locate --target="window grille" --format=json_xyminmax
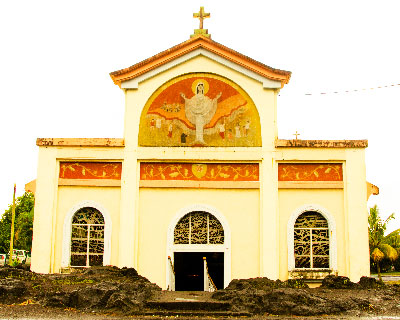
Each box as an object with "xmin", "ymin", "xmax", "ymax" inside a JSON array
[
  {"xmin": 70, "ymin": 207, "xmax": 105, "ymax": 267},
  {"xmin": 294, "ymin": 211, "xmax": 329, "ymax": 269},
  {"xmin": 174, "ymin": 212, "xmax": 224, "ymax": 244}
]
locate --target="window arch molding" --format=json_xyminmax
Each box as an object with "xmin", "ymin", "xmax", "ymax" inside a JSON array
[
  {"xmin": 287, "ymin": 204, "xmax": 337, "ymax": 272},
  {"xmin": 166, "ymin": 203, "xmax": 231, "ymax": 289},
  {"xmin": 61, "ymin": 200, "xmax": 112, "ymax": 268}
]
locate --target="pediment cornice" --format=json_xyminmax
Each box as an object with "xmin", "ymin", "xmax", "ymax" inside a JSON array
[{"xmin": 110, "ymin": 36, "xmax": 291, "ymax": 89}]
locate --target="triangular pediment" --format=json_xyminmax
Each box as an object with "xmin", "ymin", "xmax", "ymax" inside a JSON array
[{"xmin": 110, "ymin": 36, "xmax": 291, "ymax": 89}]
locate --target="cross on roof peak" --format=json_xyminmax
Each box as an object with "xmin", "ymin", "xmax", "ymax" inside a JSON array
[
  {"xmin": 194, "ymin": 7, "xmax": 210, "ymax": 29},
  {"xmin": 191, "ymin": 7, "xmax": 211, "ymax": 39}
]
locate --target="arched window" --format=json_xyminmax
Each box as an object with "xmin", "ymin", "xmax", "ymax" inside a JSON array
[
  {"xmin": 174, "ymin": 211, "xmax": 224, "ymax": 245},
  {"xmin": 70, "ymin": 207, "xmax": 105, "ymax": 267},
  {"xmin": 294, "ymin": 211, "xmax": 329, "ymax": 269}
]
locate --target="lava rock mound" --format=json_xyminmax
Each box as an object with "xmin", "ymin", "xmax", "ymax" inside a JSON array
[
  {"xmin": 212, "ymin": 276, "xmax": 398, "ymax": 316},
  {"xmin": 0, "ymin": 265, "xmax": 161, "ymax": 314}
]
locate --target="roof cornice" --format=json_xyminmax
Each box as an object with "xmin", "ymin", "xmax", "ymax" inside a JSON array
[
  {"xmin": 36, "ymin": 138, "xmax": 124, "ymax": 147},
  {"xmin": 275, "ymin": 139, "xmax": 368, "ymax": 148},
  {"xmin": 110, "ymin": 36, "xmax": 291, "ymax": 88}
]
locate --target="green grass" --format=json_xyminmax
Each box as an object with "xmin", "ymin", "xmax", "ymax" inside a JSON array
[{"xmin": 371, "ymin": 271, "xmax": 400, "ymax": 276}]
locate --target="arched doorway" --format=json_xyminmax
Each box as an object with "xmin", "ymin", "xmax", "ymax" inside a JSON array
[{"xmin": 167, "ymin": 204, "xmax": 231, "ymax": 291}]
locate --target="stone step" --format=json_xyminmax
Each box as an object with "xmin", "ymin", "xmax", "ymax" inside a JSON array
[
  {"xmin": 145, "ymin": 300, "xmax": 231, "ymax": 311},
  {"xmin": 140, "ymin": 310, "xmax": 251, "ymax": 317}
]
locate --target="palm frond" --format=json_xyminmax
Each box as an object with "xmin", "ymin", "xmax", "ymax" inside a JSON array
[
  {"xmin": 371, "ymin": 247, "xmax": 385, "ymax": 262},
  {"xmin": 385, "ymin": 228, "xmax": 400, "ymax": 239},
  {"xmin": 379, "ymin": 244, "xmax": 398, "ymax": 261}
]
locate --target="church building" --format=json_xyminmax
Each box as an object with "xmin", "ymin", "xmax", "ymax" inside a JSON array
[{"xmin": 31, "ymin": 8, "xmax": 377, "ymax": 290}]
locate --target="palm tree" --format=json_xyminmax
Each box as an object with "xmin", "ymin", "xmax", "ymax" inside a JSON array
[
  {"xmin": 368, "ymin": 205, "xmax": 399, "ymax": 281},
  {"xmin": 384, "ymin": 229, "xmax": 400, "ymax": 249}
]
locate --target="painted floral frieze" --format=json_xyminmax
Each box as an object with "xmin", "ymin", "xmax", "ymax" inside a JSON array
[
  {"xmin": 278, "ymin": 164, "xmax": 343, "ymax": 181},
  {"xmin": 140, "ymin": 163, "xmax": 259, "ymax": 181},
  {"xmin": 59, "ymin": 162, "xmax": 122, "ymax": 180}
]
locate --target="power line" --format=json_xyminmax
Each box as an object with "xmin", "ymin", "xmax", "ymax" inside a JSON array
[{"xmin": 303, "ymin": 83, "xmax": 400, "ymax": 96}]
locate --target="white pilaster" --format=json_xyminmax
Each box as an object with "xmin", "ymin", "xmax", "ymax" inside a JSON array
[
  {"xmin": 260, "ymin": 153, "xmax": 279, "ymax": 279},
  {"xmin": 31, "ymin": 147, "xmax": 58, "ymax": 273},
  {"xmin": 344, "ymin": 149, "xmax": 369, "ymax": 281}
]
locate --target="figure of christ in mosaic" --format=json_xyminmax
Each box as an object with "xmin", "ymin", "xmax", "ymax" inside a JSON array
[
  {"xmin": 139, "ymin": 74, "xmax": 262, "ymax": 147},
  {"xmin": 181, "ymin": 81, "xmax": 221, "ymax": 144}
]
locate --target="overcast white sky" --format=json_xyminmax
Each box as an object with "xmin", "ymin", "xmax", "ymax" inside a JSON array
[{"xmin": 1, "ymin": 0, "xmax": 399, "ymax": 233}]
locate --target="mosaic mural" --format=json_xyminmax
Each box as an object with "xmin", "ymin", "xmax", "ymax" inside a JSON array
[
  {"xmin": 139, "ymin": 73, "xmax": 261, "ymax": 147},
  {"xmin": 140, "ymin": 163, "xmax": 259, "ymax": 181},
  {"xmin": 59, "ymin": 162, "xmax": 122, "ymax": 180},
  {"xmin": 278, "ymin": 164, "xmax": 343, "ymax": 181}
]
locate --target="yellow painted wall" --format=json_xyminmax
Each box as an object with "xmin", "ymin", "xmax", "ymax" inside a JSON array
[
  {"xmin": 276, "ymin": 147, "xmax": 369, "ymax": 282},
  {"xmin": 138, "ymin": 188, "xmax": 260, "ymax": 289},
  {"xmin": 31, "ymin": 147, "xmax": 124, "ymax": 273},
  {"xmin": 31, "ymin": 46, "xmax": 370, "ymax": 286}
]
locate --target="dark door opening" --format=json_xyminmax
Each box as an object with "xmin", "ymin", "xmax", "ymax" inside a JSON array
[{"xmin": 174, "ymin": 252, "xmax": 224, "ymax": 291}]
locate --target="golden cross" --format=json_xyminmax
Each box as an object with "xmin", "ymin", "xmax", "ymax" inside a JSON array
[
  {"xmin": 293, "ymin": 131, "xmax": 300, "ymax": 140},
  {"xmin": 193, "ymin": 7, "xmax": 210, "ymax": 30}
]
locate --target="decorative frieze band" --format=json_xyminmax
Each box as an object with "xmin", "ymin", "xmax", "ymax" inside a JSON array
[
  {"xmin": 140, "ymin": 163, "xmax": 259, "ymax": 182},
  {"xmin": 278, "ymin": 163, "xmax": 343, "ymax": 182},
  {"xmin": 59, "ymin": 162, "xmax": 122, "ymax": 180}
]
